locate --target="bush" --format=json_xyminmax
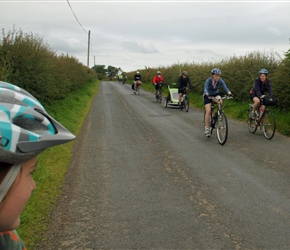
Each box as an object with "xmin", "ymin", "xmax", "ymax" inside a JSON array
[{"xmin": 0, "ymin": 27, "xmax": 97, "ymax": 105}]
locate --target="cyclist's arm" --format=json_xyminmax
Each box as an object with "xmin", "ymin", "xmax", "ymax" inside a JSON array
[{"xmin": 204, "ymin": 78, "xmax": 210, "ymax": 96}]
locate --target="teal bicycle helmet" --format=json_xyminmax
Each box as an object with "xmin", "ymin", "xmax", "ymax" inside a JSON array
[{"xmin": 0, "ymin": 81, "xmax": 76, "ymax": 165}]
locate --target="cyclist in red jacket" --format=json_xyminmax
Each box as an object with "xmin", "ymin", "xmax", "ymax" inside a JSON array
[{"xmin": 153, "ymin": 71, "xmax": 164, "ymax": 97}]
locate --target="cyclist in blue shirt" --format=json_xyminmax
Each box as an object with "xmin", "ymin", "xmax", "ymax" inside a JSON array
[{"xmin": 203, "ymin": 68, "xmax": 232, "ymax": 137}]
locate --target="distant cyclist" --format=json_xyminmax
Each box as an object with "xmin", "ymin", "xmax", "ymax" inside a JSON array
[
  {"xmin": 133, "ymin": 71, "xmax": 142, "ymax": 93},
  {"xmin": 177, "ymin": 71, "xmax": 193, "ymax": 105},
  {"xmin": 249, "ymin": 69, "xmax": 273, "ymax": 119},
  {"xmin": 153, "ymin": 71, "xmax": 164, "ymax": 97},
  {"xmin": 203, "ymin": 68, "xmax": 232, "ymax": 137}
]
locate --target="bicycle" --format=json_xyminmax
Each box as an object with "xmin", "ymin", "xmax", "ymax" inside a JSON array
[
  {"xmin": 204, "ymin": 95, "xmax": 233, "ymax": 145},
  {"xmin": 179, "ymin": 86, "xmax": 190, "ymax": 112},
  {"xmin": 247, "ymin": 97, "xmax": 276, "ymax": 140},
  {"xmin": 155, "ymin": 83, "xmax": 163, "ymax": 103}
]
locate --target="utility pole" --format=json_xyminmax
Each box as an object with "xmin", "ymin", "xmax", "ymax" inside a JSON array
[{"xmin": 87, "ymin": 30, "xmax": 90, "ymax": 67}]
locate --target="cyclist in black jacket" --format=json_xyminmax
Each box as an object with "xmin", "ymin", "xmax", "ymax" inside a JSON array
[
  {"xmin": 177, "ymin": 71, "xmax": 193, "ymax": 105},
  {"xmin": 249, "ymin": 69, "xmax": 273, "ymax": 118}
]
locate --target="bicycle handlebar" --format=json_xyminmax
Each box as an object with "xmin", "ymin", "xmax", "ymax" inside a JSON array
[{"xmin": 207, "ymin": 95, "xmax": 233, "ymax": 100}]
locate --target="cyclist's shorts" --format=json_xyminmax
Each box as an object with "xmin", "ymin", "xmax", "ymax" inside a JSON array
[
  {"xmin": 249, "ymin": 93, "xmax": 256, "ymax": 101},
  {"xmin": 155, "ymin": 83, "xmax": 163, "ymax": 89},
  {"xmin": 204, "ymin": 93, "xmax": 220, "ymax": 105},
  {"xmin": 178, "ymin": 88, "xmax": 186, "ymax": 94}
]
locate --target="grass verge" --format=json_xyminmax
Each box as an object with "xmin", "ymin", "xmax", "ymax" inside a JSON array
[{"xmin": 17, "ymin": 80, "xmax": 100, "ymax": 249}]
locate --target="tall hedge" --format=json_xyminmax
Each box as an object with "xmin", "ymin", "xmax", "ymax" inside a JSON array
[
  {"xmin": 127, "ymin": 50, "xmax": 289, "ymax": 110},
  {"xmin": 0, "ymin": 27, "xmax": 97, "ymax": 105}
]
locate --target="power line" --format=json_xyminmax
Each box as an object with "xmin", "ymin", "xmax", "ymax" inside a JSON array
[{"xmin": 66, "ymin": 0, "xmax": 87, "ymax": 33}]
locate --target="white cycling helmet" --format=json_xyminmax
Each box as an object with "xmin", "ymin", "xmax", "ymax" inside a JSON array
[{"xmin": 0, "ymin": 81, "xmax": 76, "ymax": 165}]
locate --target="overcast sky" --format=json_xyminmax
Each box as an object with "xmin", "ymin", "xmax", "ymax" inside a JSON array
[{"xmin": 1, "ymin": 0, "xmax": 290, "ymax": 72}]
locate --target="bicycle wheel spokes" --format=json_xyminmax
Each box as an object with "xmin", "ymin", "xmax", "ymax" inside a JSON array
[
  {"xmin": 262, "ymin": 110, "xmax": 276, "ymax": 140},
  {"xmin": 216, "ymin": 112, "xmax": 228, "ymax": 145},
  {"xmin": 247, "ymin": 109, "xmax": 257, "ymax": 134}
]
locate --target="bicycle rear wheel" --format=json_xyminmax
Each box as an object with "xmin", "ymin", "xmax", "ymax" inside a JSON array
[
  {"xmin": 216, "ymin": 111, "xmax": 228, "ymax": 145},
  {"xmin": 262, "ymin": 109, "xmax": 276, "ymax": 140},
  {"xmin": 247, "ymin": 109, "xmax": 257, "ymax": 133}
]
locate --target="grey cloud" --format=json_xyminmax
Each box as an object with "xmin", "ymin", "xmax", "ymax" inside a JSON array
[{"xmin": 120, "ymin": 41, "xmax": 158, "ymax": 54}]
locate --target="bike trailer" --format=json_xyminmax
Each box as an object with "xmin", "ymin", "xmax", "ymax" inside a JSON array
[{"xmin": 165, "ymin": 83, "xmax": 179, "ymax": 105}]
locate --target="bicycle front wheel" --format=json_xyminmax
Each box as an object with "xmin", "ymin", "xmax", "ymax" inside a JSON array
[
  {"xmin": 247, "ymin": 109, "xmax": 257, "ymax": 134},
  {"xmin": 159, "ymin": 90, "xmax": 162, "ymax": 103},
  {"xmin": 262, "ymin": 109, "xmax": 276, "ymax": 140},
  {"xmin": 184, "ymin": 95, "xmax": 189, "ymax": 112},
  {"xmin": 216, "ymin": 111, "xmax": 228, "ymax": 145}
]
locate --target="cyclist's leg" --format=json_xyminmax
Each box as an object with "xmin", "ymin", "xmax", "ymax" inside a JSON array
[
  {"xmin": 253, "ymin": 97, "xmax": 260, "ymax": 112},
  {"xmin": 155, "ymin": 84, "xmax": 158, "ymax": 95},
  {"xmin": 204, "ymin": 103, "xmax": 211, "ymax": 128},
  {"xmin": 204, "ymin": 96, "xmax": 212, "ymax": 136},
  {"xmin": 178, "ymin": 88, "xmax": 182, "ymax": 104}
]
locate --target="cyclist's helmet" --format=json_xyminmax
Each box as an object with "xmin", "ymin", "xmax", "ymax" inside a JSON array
[
  {"xmin": 0, "ymin": 81, "xmax": 76, "ymax": 165},
  {"xmin": 211, "ymin": 68, "xmax": 221, "ymax": 75},
  {"xmin": 182, "ymin": 71, "xmax": 188, "ymax": 76},
  {"xmin": 136, "ymin": 71, "xmax": 140, "ymax": 74},
  {"xmin": 259, "ymin": 69, "xmax": 268, "ymax": 75},
  {"xmin": 157, "ymin": 71, "xmax": 161, "ymax": 74}
]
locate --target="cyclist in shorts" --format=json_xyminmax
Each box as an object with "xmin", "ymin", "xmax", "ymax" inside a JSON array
[
  {"xmin": 249, "ymin": 69, "xmax": 273, "ymax": 119},
  {"xmin": 177, "ymin": 71, "xmax": 193, "ymax": 106},
  {"xmin": 133, "ymin": 71, "xmax": 142, "ymax": 93},
  {"xmin": 204, "ymin": 68, "xmax": 232, "ymax": 137},
  {"xmin": 153, "ymin": 71, "xmax": 164, "ymax": 97}
]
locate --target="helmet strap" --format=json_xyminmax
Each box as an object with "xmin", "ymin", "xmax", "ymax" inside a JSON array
[{"xmin": 0, "ymin": 164, "xmax": 22, "ymax": 203}]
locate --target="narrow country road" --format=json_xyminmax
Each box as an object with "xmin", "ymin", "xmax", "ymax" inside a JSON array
[{"xmin": 37, "ymin": 81, "xmax": 290, "ymax": 250}]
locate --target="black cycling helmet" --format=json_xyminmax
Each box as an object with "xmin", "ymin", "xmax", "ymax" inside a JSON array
[
  {"xmin": 211, "ymin": 68, "xmax": 221, "ymax": 75},
  {"xmin": 0, "ymin": 81, "xmax": 76, "ymax": 165},
  {"xmin": 259, "ymin": 69, "xmax": 268, "ymax": 75},
  {"xmin": 182, "ymin": 71, "xmax": 188, "ymax": 76}
]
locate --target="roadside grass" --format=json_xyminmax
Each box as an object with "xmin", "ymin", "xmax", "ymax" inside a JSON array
[
  {"xmin": 140, "ymin": 81, "xmax": 290, "ymax": 137},
  {"xmin": 17, "ymin": 80, "xmax": 100, "ymax": 249}
]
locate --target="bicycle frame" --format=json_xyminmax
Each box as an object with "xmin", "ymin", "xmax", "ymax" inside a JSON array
[{"xmin": 155, "ymin": 83, "xmax": 163, "ymax": 103}]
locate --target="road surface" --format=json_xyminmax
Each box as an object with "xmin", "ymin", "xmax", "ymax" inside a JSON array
[{"xmin": 38, "ymin": 81, "xmax": 290, "ymax": 250}]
